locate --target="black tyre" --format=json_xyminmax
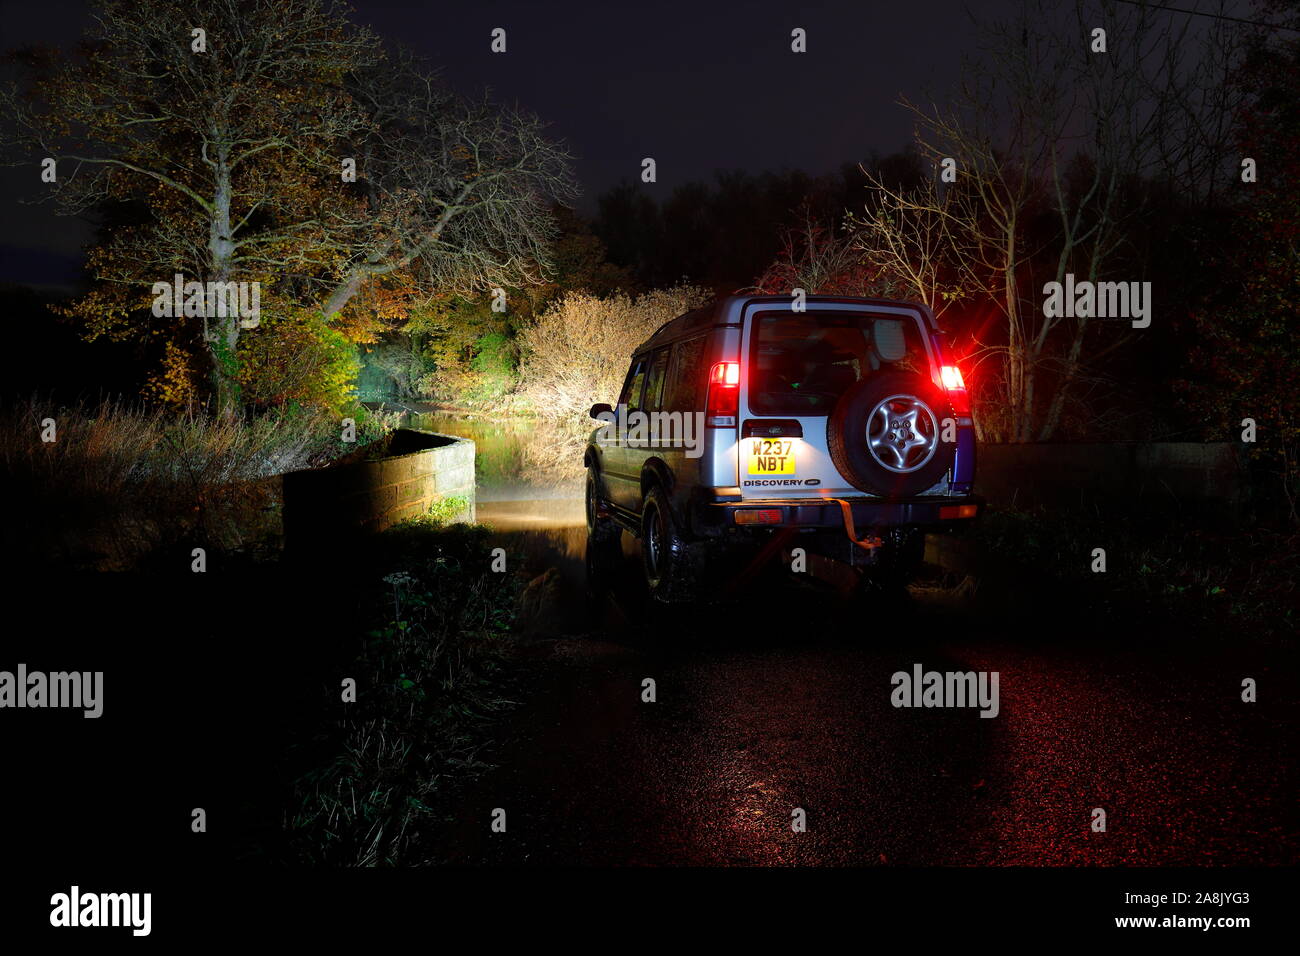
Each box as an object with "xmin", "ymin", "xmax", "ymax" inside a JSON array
[
  {"xmin": 640, "ymin": 485, "xmax": 698, "ymax": 604},
  {"xmin": 827, "ymin": 372, "xmax": 955, "ymax": 497},
  {"xmin": 585, "ymin": 468, "xmax": 620, "ymax": 545}
]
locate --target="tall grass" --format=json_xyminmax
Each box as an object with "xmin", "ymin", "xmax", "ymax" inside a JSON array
[{"xmin": 0, "ymin": 397, "xmax": 392, "ymax": 568}]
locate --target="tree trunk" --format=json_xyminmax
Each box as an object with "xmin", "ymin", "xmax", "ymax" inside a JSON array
[
  {"xmin": 1002, "ymin": 220, "xmax": 1031, "ymax": 443},
  {"xmin": 1037, "ymin": 321, "xmax": 1086, "ymax": 441},
  {"xmin": 1037, "ymin": 255, "xmax": 1099, "ymax": 440},
  {"xmin": 206, "ymin": 146, "xmax": 241, "ymax": 419}
]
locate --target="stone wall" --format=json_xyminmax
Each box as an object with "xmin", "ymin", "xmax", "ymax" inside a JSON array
[{"xmin": 281, "ymin": 429, "xmax": 475, "ymax": 553}]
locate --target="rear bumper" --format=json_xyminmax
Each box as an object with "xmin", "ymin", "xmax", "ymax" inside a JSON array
[{"xmin": 703, "ymin": 493, "xmax": 985, "ymax": 530}]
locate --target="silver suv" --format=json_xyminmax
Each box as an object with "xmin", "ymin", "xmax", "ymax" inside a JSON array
[{"xmin": 585, "ymin": 295, "xmax": 981, "ymax": 602}]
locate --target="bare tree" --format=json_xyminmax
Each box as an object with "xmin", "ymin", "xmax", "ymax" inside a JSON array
[
  {"xmin": 316, "ymin": 53, "xmax": 578, "ymax": 319},
  {"xmin": 895, "ymin": 55, "xmax": 1046, "ymax": 441},
  {"xmin": 750, "ymin": 203, "xmax": 879, "ymax": 297},
  {"xmin": 848, "ymin": 168, "xmax": 976, "ymax": 320},
  {"xmin": 1032, "ymin": 0, "xmax": 1244, "ymax": 439},
  {"xmin": 872, "ymin": 0, "xmax": 1248, "ymax": 441}
]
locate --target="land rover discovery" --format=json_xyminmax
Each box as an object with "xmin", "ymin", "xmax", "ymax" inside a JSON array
[{"xmin": 584, "ymin": 295, "xmax": 981, "ymax": 602}]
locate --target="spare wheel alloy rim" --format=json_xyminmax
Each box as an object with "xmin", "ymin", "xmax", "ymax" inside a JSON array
[{"xmin": 865, "ymin": 393, "xmax": 940, "ymax": 473}]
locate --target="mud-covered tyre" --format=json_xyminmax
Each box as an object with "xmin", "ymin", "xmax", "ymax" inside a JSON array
[
  {"xmin": 640, "ymin": 485, "xmax": 698, "ymax": 604},
  {"xmin": 828, "ymin": 372, "xmax": 955, "ymax": 497},
  {"xmin": 585, "ymin": 468, "xmax": 620, "ymax": 545}
]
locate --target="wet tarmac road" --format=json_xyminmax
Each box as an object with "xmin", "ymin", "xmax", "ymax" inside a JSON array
[{"xmin": 434, "ymin": 506, "xmax": 1299, "ymax": 866}]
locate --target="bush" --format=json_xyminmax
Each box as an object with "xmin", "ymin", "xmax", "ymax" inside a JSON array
[
  {"xmin": 284, "ymin": 523, "xmax": 521, "ymax": 865},
  {"xmin": 237, "ymin": 308, "xmax": 361, "ymax": 412},
  {"xmin": 968, "ymin": 506, "xmax": 1297, "ymax": 638},
  {"xmin": 517, "ymin": 284, "xmax": 709, "ymax": 419}
]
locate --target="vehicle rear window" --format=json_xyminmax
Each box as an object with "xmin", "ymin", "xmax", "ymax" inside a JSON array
[{"xmin": 747, "ymin": 311, "xmax": 927, "ymax": 415}]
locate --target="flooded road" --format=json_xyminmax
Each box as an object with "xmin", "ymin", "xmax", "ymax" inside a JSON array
[{"xmin": 413, "ymin": 412, "xmax": 586, "ymax": 531}]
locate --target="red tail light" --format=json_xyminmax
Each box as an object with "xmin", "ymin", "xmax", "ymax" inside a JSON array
[
  {"xmin": 711, "ymin": 361, "xmax": 740, "ymax": 386},
  {"xmin": 706, "ymin": 361, "xmax": 739, "ymax": 426},
  {"xmin": 940, "ymin": 364, "xmax": 971, "ymax": 416}
]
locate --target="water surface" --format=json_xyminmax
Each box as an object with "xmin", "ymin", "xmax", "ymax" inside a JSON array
[{"xmin": 412, "ymin": 412, "xmax": 585, "ymax": 530}]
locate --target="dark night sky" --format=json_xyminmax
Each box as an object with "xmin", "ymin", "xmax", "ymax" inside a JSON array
[
  {"xmin": 0, "ymin": 0, "xmax": 993, "ymax": 285},
  {"xmin": 0, "ymin": 0, "xmax": 1246, "ymax": 286}
]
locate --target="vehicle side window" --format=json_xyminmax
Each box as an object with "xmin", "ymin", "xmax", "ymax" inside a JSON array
[
  {"xmin": 620, "ymin": 359, "xmax": 647, "ymax": 413},
  {"xmin": 663, "ymin": 335, "xmax": 707, "ymax": 412},
  {"xmin": 643, "ymin": 349, "xmax": 670, "ymax": 412}
]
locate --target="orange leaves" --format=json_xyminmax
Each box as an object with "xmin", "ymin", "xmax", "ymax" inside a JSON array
[
  {"xmin": 142, "ymin": 341, "xmax": 201, "ymax": 408},
  {"xmin": 327, "ymin": 274, "xmax": 415, "ymax": 345}
]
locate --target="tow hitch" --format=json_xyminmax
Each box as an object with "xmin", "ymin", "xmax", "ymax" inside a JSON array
[{"xmin": 829, "ymin": 498, "xmax": 883, "ymax": 550}]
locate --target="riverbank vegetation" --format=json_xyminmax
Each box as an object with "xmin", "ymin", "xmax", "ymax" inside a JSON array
[
  {"xmin": 0, "ymin": 397, "xmax": 397, "ymax": 569},
  {"xmin": 516, "ymin": 285, "xmax": 708, "ymax": 418},
  {"xmin": 281, "ymin": 520, "xmax": 522, "ymax": 865}
]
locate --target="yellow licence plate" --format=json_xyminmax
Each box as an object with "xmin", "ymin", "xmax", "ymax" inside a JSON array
[{"xmin": 747, "ymin": 438, "xmax": 796, "ymax": 475}]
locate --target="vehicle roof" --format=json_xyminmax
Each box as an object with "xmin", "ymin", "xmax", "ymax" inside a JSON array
[{"xmin": 634, "ymin": 294, "xmax": 936, "ymax": 354}]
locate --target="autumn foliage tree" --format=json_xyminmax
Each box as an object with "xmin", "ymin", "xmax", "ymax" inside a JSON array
[{"xmin": 3, "ymin": 0, "xmax": 576, "ymax": 415}]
